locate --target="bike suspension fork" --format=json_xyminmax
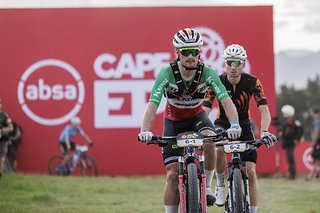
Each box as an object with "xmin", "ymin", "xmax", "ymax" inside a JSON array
[
  {"xmin": 227, "ymin": 163, "xmax": 234, "ymax": 212},
  {"xmin": 199, "ymin": 155, "xmax": 207, "ymax": 213},
  {"xmin": 242, "ymin": 163, "xmax": 251, "ymax": 212},
  {"xmin": 178, "ymin": 156, "xmax": 186, "ymax": 213}
]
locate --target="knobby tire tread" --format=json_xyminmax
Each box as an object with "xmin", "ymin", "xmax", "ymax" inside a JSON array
[
  {"xmin": 232, "ymin": 168, "xmax": 244, "ymax": 213},
  {"xmin": 187, "ymin": 162, "xmax": 199, "ymax": 213}
]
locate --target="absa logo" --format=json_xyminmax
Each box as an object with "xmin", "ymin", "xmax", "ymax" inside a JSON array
[{"xmin": 18, "ymin": 59, "xmax": 85, "ymax": 126}]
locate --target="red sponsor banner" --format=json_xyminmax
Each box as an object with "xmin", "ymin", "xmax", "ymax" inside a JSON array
[
  {"xmin": 0, "ymin": 6, "xmax": 275, "ymax": 175},
  {"xmin": 278, "ymin": 141, "xmax": 314, "ymax": 174}
]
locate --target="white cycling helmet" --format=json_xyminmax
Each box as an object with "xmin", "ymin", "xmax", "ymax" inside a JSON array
[
  {"xmin": 172, "ymin": 28, "xmax": 203, "ymax": 49},
  {"xmin": 71, "ymin": 116, "xmax": 81, "ymax": 125},
  {"xmin": 281, "ymin": 105, "xmax": 295, "ymax": 118},
  {"xmin": 223, "ymin": 44, "xmax": 247, "ymax": 60}
]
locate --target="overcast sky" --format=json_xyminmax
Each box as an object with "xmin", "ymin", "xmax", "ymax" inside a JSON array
[{"xmin": 1, "ymin": 0, "xmax": 320, "ymax": 53}]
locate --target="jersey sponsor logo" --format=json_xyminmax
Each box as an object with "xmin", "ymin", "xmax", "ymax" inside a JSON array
[{"xmin": 18, "ymin": 59, "xmax": 85, "ymax": 126}]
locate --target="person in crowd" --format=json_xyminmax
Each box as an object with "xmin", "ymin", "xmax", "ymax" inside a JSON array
[
  {"xmin": 138, "ymin": 28, "xmax": 241, "ymax": 213},
  {"xmin": 57, "ymin": 116, "xmax": 93, "ymax": 174},
  {"xmin": 0, "ymin": 98, "xmax": 14, "ymax": 178},
  {"xmin": 306, "ymin": 107, "xmax": 320, "ymax": 181},
  {"xmin": 278, "ymin": 105, "xmax": 304, "ymax": 180},
  {"xmin": 203, "ymin": 44, "xmax": 277, "ymax": 213},
  {"xmin": 7, "ymin": 121, "xmax": 23, "ymax": 172}
]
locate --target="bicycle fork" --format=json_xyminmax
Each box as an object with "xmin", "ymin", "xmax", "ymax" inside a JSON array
[
  {"xmin": 178, "ymin": 156, "xmax": 187, "ymax": 213},
  {"xmin": 199, "ymin": 155, "xmax": 207, "ymax": 213},
  {"xmin": 178, "ymin": 155, "xmax": 207, "ymax": 213},
  {"xmin": 242, "ymin": 165, "xmax": 251, "ymax": 213},
  {"xmin": 226, "ymin": 162, "xmax": 251, "ymax": 213}
]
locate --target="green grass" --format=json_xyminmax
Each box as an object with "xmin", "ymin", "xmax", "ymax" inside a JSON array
[{"xmin": 0, "ymin": 173, "xmax": 319, "ymax": 213}]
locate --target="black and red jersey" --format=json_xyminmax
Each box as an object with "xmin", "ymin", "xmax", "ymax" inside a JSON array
[{"xmin": 203, "ymin": 73, "xmax": 267, "ymax": 125}]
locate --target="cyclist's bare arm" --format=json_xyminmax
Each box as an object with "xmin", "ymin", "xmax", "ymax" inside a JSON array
[
  {"xmin": 258, "ymin": 105, "xmax": 271, "ymax": 132},
  {"xmin": 65, "ymin": 137, "xmax": 71, "ymax": 150},
  {"xmin": 83, "ymin": 133, "xmax": 93, "ymax": 144},
  {"xmin": 221, "ymin": 97, "xmax": 239, "ymax": 124},
  {"xmin": 141, "ymin": 102, "xmax": 158, "ymax": 131}
]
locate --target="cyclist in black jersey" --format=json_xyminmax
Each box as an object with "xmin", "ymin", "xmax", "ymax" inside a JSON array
[
  {"xmin": 138, "ymin": 29, "xmax": 241, "ymax": 213},
  {"xmin": 203, "ymin": 44, "xmax": 277, "ymax": 213}
]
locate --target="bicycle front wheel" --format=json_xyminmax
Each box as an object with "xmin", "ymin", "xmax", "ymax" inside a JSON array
[
  {"xmin": 48, "ymin": 154, "xmax": 64, "ymax": 175},
  {"xmin": 187, "ymin": 162, "xmax": 199, "ymax": 213},
  {"xmin": 232, "ymin": 168, "xmax": 244, "ymax": 213},
  {"xmin": 79, "ymin": 154, "xmax": 98, "ymax": 176}
]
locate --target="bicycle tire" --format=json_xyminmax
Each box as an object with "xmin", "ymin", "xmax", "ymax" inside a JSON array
[
  {"xmin": 48, "ymin": 154, "xmax": 64, "ymax": 175},
  {"xmin": 232, "ymin": 168, "xmax": 244, "ymax": 213},
  {"xmin": 79, "ymin": 154, "xmax": 98, "ymax": 176},
  {"xmin": 187, "ymin": 162, "xmax": 199, "ymax": 213}
]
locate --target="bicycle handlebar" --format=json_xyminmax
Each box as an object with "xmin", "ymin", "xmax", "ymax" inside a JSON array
[
  {"xmin": 138, "ymin": 131, "xmax": 228, "ymax": 147},
  {"xmin": 138, "ymin": 130, "xmax": 271, "ymax": 149},
  {"xmin": 215, "ymin": 139, "xmax": 266, "ymax": 147}
]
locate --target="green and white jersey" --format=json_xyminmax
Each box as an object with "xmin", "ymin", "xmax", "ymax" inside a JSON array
[{"xmin": 149, "ymin": 63, "xmax": 229, "ymax": 120}]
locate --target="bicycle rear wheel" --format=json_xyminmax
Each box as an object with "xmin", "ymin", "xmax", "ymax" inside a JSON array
[
  {"xmin": 79, "ymin": 154, "xmax": 98, "ymax": 176},
  {"xmin": 48, "ymin": 154, "xmax": 64, "ymax": 175},
  {"xmin": 232, "ymin": 168, "xmax": 244, "ymax": 213},
  {"xmin": 187, "ymin": 162, "xmax": 199, "ymax": 213}
]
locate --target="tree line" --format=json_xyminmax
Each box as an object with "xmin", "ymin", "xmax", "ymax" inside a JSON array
[{"xmin": 275, "ymin": 75, "xmax": 320, "ymax": 140}]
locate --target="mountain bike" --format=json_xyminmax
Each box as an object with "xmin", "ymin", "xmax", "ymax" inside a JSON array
[
  {"xmin": 48, "ymin": 145, "xmax": 98, "ymax": 176},
  {"xmin": 215, "ymin": 138, "xmax": 267, "ymax": 213},
  {"xmin": 139, "ymin": 131, "xmax": 224, "ymax": 213}
]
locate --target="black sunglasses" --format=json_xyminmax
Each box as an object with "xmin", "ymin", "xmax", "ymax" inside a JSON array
[
  {"xmin": 180, "ymin": 48, "xmax": 200, "ymax": 57},
  {"xmin": 226, "ymin": 60, "xmax": 244, "ymax": 67}
]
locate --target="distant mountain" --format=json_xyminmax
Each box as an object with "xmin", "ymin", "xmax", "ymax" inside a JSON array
[{"xmin": 275, "ymin": 50, "xmax": 320, "ymax": 92}]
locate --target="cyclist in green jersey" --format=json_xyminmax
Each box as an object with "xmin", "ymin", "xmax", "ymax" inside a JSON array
[
  {"xmin": 138, "ymin": 28, "xmax": 241, "ymax": 213},
  {"xmin": 0, "ymin": 98, "xmax": 13, "ymax": 178}
]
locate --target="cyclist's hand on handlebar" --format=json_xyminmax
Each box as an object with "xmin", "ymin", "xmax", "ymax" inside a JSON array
[
  {"xmin": 89, "ymin": 142, "xmax": 94, "ymax": 147},
  {"xmin": 226, "ymin": 123, "xmax": 242, "ymax": 139},
  {"xmin": 138, "ymin": 130, "xmax": 154, "ymax": 142},
  {"xmin": 260, "ymin": 131, "xmax": 277, "ymax": 148}
]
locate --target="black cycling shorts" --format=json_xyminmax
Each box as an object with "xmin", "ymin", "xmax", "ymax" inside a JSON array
[
  {"xmin": 215, "ymin": 121, "xmax": 257, "ymax": 163},
  {"xmin": 162, "ymin": 111, "xmax": 214, "ymax": 166},
  {"xmin": 59, "ymin": 141, "xmax": 76, "ymax": 155}
]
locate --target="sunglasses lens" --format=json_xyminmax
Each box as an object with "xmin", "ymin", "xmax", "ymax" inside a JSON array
[
  {"xmin": 226, "ymin": 60, "xmax": 242, "ymax": 67},
  {"xmin": 180, "ymin": 49, "xmax": 200, "ymax": 57}
]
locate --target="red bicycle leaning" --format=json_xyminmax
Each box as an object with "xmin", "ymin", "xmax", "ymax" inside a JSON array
[{"xmin": 139, "ymin": 131, "xmax": 224, "ymax": 213}]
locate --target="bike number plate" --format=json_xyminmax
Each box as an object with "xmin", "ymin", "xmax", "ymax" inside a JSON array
[
  {"xmin": 176, "ymin": 132, "xmax": 204, "ymax": 147},
  {"xmin": 76, "ymin": 145, "xmax": 88, "ymax": 152},
  {"xmin": 223, "ymin": 143, "xmax": 246, "ymax": 153}
]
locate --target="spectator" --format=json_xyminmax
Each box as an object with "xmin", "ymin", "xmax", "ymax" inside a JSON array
[
  {"xmin": 306, "ymin": 107, "xmax": 320, "ymax": 181},
  {"xmin": 0, "ymin": 98, "xmax": 14, "ymax": 178},
  {"xmin": 279, "ymin": 105, "xmax": 303, "ymax": 180},
  {"xmin": 7, "ymin": 122, "xmax": 23, "ymax": 172}
]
